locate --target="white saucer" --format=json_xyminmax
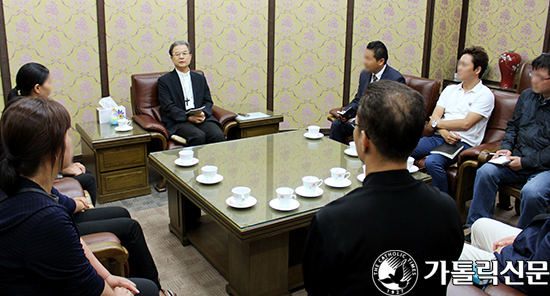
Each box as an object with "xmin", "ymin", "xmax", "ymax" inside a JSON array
[
  {"xmin": 344, "ymin": 148, "xmax": 358, "ymax": 157},
  {"xmin": 408, "ymin": 165, "xmax": 419, "ymax": 173},
  {"xmin": 269, "ymin": 198, "xmax": 300, "ymax": 211},
  {"xmin": 357, "ymin": 173, "xmax": 366, "ymax": 182},
  {"xmin": 196, "ymin": 174, "xmax": 224, "ymax": 184},
  {"xmin": 226, "ymin": 196, "xmax": 257, "ymax": 209},
  {"xmin": 114, "ymin": 126, "xmax": 133, "ymax": 132},
  {"xmin": 324, "ymin": 177, "xmax": 352, "ymax": 188},
  {"xmin": 303, "ymin": 132, "xmax": 324, "ymax": 140},
  {"xmin": 295, "ymin": 186, "xmax": 324, "ymax": 197},
  {"xmin": 174, "ymin": 158, "xmax": 199, "ymax": 167}
]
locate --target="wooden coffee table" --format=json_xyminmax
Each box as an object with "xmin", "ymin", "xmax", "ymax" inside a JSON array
[
  {"xmin": 77, "ymin": 121, "xmax": 151, "ymax": 203},
  {"xmin": 149, "ymin": 131, "xmax": 431, "ymax": 296}
]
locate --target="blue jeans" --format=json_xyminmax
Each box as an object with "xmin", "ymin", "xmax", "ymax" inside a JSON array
[
  {"xmin": 411, "ymin": 135, "xmax": 472, "ymax": 193},
  {"xmin": 466, "ymin": 163, "xmax": 550, "ymax": 228}
]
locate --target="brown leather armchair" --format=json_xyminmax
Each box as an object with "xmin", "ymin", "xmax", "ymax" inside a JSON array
[
  {"xmin": 327, "ymin": 75, "xmax": 441, "ymax": 144},
  {"xmin": 516, "ymin": 62, "xmax": 532, "ymax": 94},
  {"xmin": 53, "ymin": 177, "xmax": 129, "ymax": 277},
  {"xmin": 130, "ymin": 70, "xmax": 238, "ymax": 151},
  {"xmin": 415, "ymin": 90, "xmax": 520, "ymax": 223}
]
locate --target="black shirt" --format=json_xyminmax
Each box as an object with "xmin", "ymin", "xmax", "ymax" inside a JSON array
[{"xmin": 303, "ymin": 170, "xmax": 463, "ymax": 295}]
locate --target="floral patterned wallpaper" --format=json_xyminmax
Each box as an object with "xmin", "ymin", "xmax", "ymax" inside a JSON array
[
  {"xmin": 194, "ymin": 0, "xmax": 267, "ymax": 113},
  {"xmin": 465, "ymin": 0, "xmax": 549, "ymax": 82},
  {"xmin": 273, "ymin": 0, "xmax": 347, "ymax": 129},
  {"xmin": 3, "ymin": 0, "xmax": 102, "ymax": 154}
]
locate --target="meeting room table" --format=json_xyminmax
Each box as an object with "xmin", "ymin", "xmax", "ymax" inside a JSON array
[{"xmin": 149, "ymin": 130, "xmax": 432, "ymax": 296}]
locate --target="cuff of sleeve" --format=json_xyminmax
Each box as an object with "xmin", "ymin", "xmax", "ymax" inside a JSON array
[{"xmin": 521, "ymin": 157, "xmax": 533, "ymax": 170}]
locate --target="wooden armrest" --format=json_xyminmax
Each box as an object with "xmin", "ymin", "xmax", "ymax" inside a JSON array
[
  {"xmin": 82, "ymin": 232, "xmax": 129, "ymax": 263},
  {"xmin": 458, "ymin": 141, "xmax": 501, "ymax": 166},
  {"xmin": 478, "ymin": 145, "xmax": 502, "ymax": 164}
]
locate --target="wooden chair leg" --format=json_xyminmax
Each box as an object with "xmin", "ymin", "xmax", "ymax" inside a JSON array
[
  {"xmin": 497, "ymin": 193, "xmax": 513, "ymax": 210},
  {"xmin": 155, "ymin": 177, "xmax": 167, "ymax": 192}
]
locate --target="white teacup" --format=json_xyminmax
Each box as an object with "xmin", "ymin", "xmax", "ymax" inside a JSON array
[
  {"xmin": 232, "ymin": 186, "xmax": 251, "ymax": 206},
  {"xmin": 407, "ymin": 157, "xmax": 415, "ymax": 169},
  {"xmin": 302, "ymin": 176, "xmax": 323, "ymax": 195},
  {"xmin": 330, "ymin": 167, "xmax": 351, "ymax": 184},
  {"xmin": 349, "ymin": 141, "xmax": 356, "ymax": 152},
  {"xmin": 276, "ymin": 187, "xmax": 297, "ymax": 208},
  {"xmin": 307, "ymin": 125, "xmax": 320, "ymax": 136},
  {"xmin": 179, "ymin": 149, "xmax": 194, "ymax": 164},
  {"xmin": 201, "ymin": 165, "xmax": 218, "ymax": 182},
  {"xmin": 117, "ymin": 118, "xmax": 131, "ymax": 127}
]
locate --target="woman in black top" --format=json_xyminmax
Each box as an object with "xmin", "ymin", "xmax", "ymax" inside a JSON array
[{"xmin": 0, "ymin": 97, "xmax": 160, "ymax": 295}]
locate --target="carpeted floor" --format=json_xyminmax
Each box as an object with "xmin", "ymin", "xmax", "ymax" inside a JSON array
[{"xmin": 131, "ymin": 205, "xmax": 308, "ymax": 295}]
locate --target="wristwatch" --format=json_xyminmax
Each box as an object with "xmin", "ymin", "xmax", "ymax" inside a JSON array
[{"xmin": 431, "ymin": 119, "xmax": 438, "ymax": 130}]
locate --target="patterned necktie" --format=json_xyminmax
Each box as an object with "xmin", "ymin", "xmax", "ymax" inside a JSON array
[{"xmin": 372, "ymin": 75, "xmax": 378, "ymax": 83}]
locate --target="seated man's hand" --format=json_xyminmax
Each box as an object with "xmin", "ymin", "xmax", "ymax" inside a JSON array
[
  {"xmin": 492, "ymin": 234, "xmax": 518, "ymax": 253},
  {"xmin": 495, "ymin": 149, "xmax": 512, "ymax": 159},
  {"xmin": 440, "ymin": 130, "xmax": 461, "ymax": 145},
  {"xmin": 61, "ymin": 163, "xmax": 84, "ymax": 176},
  {"xmin": 336, "ymin": 114, "xmax": 348, "ymax": 123},
  {"xmin": 507, "ymin": 156, "xmax": 523, "ymax": 171},
  {"xmin": 187, "ymin": 111, "xmax": 206, "ymax": 124}
]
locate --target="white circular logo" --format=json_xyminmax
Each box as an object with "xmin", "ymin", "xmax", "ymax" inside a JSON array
[{"xmin": 372, "ymin": 250, "xmax": 418, "ymax": 295}]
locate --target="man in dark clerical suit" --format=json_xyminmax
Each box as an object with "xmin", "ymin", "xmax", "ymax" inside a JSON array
[
  {"xmin": 304, "ymin": 81, "xmax": 463, "ymax": 295},
  {"xmin": 158, "ymin": 40, "xmax": 226, "ymax": 146},
  {"xmin": 330, "ymin": 41, "xmax": 406, "ymax": 144}
]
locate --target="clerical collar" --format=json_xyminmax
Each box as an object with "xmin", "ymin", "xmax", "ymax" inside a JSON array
[{"xmin": 176, "ymin": 68, "xmax": 190, "ymax": 77}]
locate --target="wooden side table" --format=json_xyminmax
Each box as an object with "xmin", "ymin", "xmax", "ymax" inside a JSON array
[
  {"xmin": 230, "ymin": 110, "xmax": 284, "ymax": 139},
  {"xmin": 76, "ymin": 121, "xmax": 151, "ymax": 203}
]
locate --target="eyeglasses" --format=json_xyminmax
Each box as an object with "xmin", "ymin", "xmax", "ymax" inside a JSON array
[
  {"xmin": 172, "ymin": 51, "xmax": 190, "ymax": 57},
  {"xmin": 529, "ymin": 71, "xmax": 550, "ymax": 81},
  {"xmin": 349, "ymin": 118, "xmax": 370, "ymax": 139}
]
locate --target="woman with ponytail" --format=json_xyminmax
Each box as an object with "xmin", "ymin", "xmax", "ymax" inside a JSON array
[
  {"xmin": 6, "ymin": 62, "xmax": 52, "ymax": 103},
  {"xmin": 5, "ymin": 62, "xmax": 100, "ymax": 204},
  {"xmin": 0, "ymin": 97, "xmax": 159, "ymax": 295}
]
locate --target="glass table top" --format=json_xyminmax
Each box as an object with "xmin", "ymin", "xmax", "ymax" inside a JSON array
[
  {"xmin": 77, "ymin": 121, "xmax": 149, "ymax": 143},
  {"xmin": 149, "ymin": 130, "xmax": 431, "ymax": 231}
]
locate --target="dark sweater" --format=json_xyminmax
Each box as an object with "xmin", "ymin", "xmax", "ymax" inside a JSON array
[
  {"xmin": 0, "ymin": 178, "xmax": 104, "ymax": 295},
  {"xmin": 303, "ymin": 170, "xmax": 463, "ymax": 295}
]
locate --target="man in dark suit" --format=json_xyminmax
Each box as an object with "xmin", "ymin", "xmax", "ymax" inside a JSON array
[
  {"xmin": 304, "ymin": 81, "xmax": 463, "ymax": 295},
  {"xmin": 330, "ymin": 41, "xmax": 406, "ymax": 143},
  {"xmin": 158, "ymin": 40, "xmax": 225, "ymax": 146}
]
